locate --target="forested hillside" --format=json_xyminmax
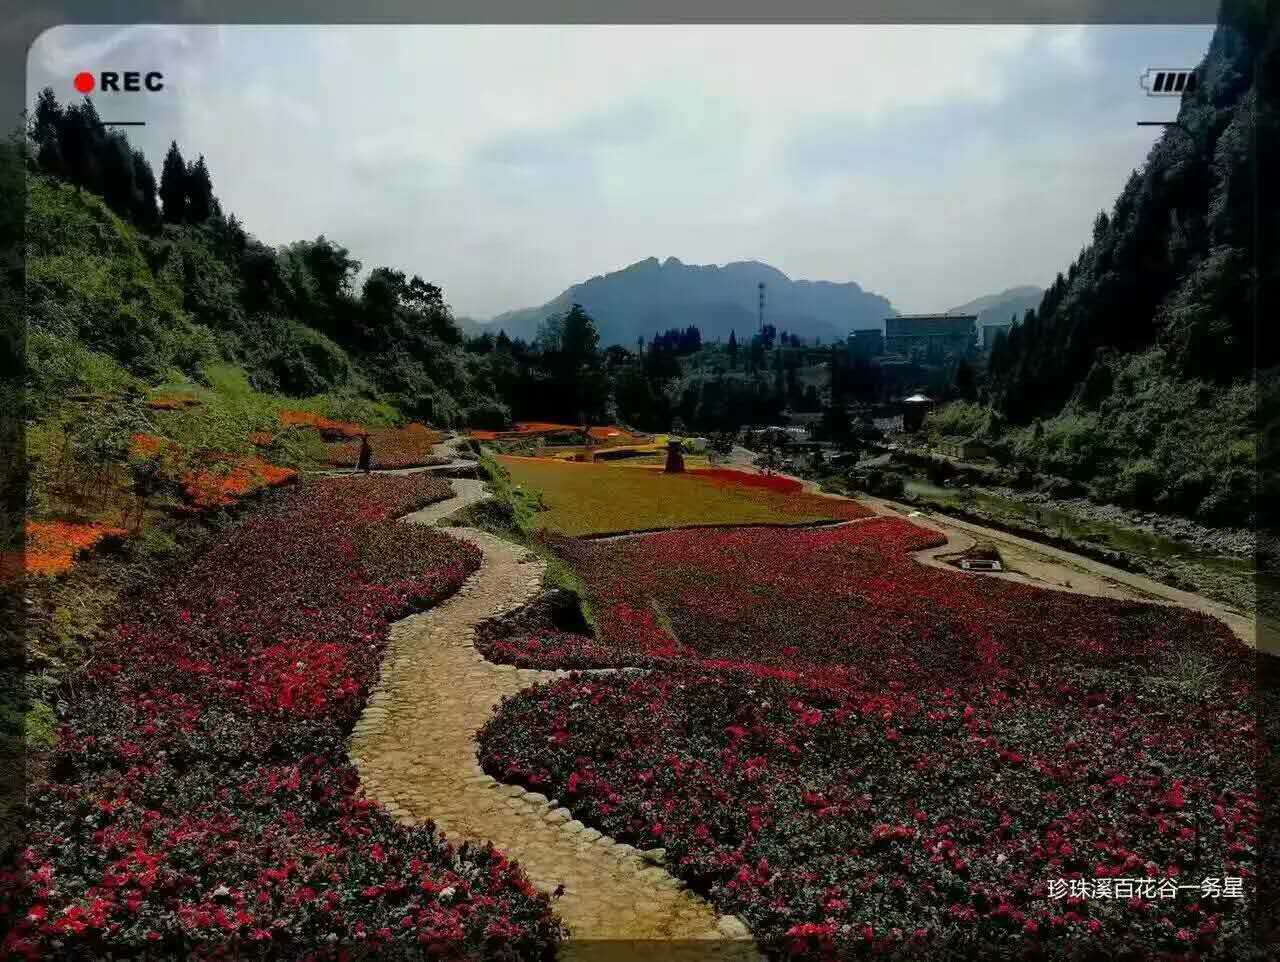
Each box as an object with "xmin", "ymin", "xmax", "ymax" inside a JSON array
[
  {"xmin": 19, "ymin": 90, "xmax": 655, "ymax": 435},
  {"xmin": 24, "ymin": 96, "xmax": 495, "ymax": 427},
  {"xmin": 967, "ymin": 0, "xmax": 1277, "ymax": 525}
]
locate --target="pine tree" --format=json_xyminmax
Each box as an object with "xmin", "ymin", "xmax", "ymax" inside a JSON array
[
  {"xmin": 159, "ymin": 141, "xmax": 187, "ymax": 223},
  {"xmin": 98, "ymin": 131, "xmax": 136, "ymax": 217},
  {"xmin": 186, "ymin": 154, "xmax": 214, "ymax": 223},
  {"xmin": 31, "ymin": 87, "xmax": 63, "ymax": 176},
  {"xmin": 727, "ymin": 329, "xmax": 738, "ymax": 369},
  {"xmin": 57, "ymin": 100, "xmax": 100, "ymax": 193},
  {"xmin": 130, "ymin": 149, "xmax": 160, "ymax": 229}
]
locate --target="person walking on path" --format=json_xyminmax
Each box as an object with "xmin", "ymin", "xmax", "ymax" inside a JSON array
[{"xmin": 358, "ymin": 433, "xmax": 373, "ymax": 474}]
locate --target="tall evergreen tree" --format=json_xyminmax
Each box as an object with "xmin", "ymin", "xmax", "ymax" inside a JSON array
[
  {"xmin": 30, "ymin": 87, "xmax": 63, "ymax": 177},
  {"xmin": 186, "ymin": 154, "xmax": 215, "ymax": 223},
  {"xmin": 129, "ymin": 149, "xmax": 160, "ymax": 229},
  {"xmin": 57, "ymin": 100, "xmax": 102, "ymax": 193},
  {"xmin": 561, "ymin": 303, "xmax": 601, "ymax": 361},
  {"xmin": 98, "ymin": 131, "xmax": 136, "ymax": 217},
  {"xmin": 159, "ymin": 141, "xmax": 187, "ymax": 223}
]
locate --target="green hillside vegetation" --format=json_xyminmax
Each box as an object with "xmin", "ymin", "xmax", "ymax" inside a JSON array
[
  {"xmin": 965, "ymin": 0, "xmax": 1278, "ymax": 526},
  {"xmin": 927, "ymin": 357, "xmax": 1255, "ymax": 522}
]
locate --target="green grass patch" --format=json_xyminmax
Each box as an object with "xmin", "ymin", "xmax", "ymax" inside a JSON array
[{"xmin": 496, "ymin": 456, "xmax": 870, "ymax": 536}]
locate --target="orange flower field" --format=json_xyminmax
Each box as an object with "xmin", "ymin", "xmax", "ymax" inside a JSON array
[
  {"xmin": 4, "ymin": 520, "xmax": 127, "ymax": 580},
  {"xmin": 182, "ymin": 455, "xmax": 298, "ymax": 509},
  {"xmin": 277, "ymin": 409, "xmax": 366, "ymax": 438}
]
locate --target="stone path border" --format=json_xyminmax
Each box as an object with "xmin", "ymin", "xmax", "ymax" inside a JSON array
[{"xmin": 350, "ymin": 479, "xmax": 759, "ymax": 960}]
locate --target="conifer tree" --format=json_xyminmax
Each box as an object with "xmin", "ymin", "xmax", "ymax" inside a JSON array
[
  {"xmin": 31, "ymin": 88, "xmax": 63, "ymax": 177},
  {"xmin": 159, "ymin": 141, "xmax": 187, "ymax": 223},
  {"xmin": 186, "ymin": 154, "xmax": 215, "ymax": 223},
  {"xmin": 130, "ymin": 150, "xmax": 160, "ymax": 229}
]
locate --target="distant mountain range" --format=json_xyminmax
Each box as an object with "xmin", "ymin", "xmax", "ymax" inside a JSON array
[
  {"xmin": 461, "ymin": 257, "xmax": 895, "ymax": 346},
  {"xmin": 459, "ymin": 257, "xmax": 1041, "ymax": 349},
  {"xmin": 946, "ymin": 285, "xmax": 1043, "ymax": 329}
]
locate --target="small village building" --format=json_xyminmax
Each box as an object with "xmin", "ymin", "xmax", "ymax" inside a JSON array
[{"xmin": 884, "ymin": 314, "xmax": 977, "ymax": 364}]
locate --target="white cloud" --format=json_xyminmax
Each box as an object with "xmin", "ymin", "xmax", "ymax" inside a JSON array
[{"xmin": 27, "ymin": 23, "xmax": 1214, "ymax": 318}]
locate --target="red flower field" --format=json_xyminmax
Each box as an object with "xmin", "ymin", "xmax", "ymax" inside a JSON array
[
  {"xmin": 478, "ymin": 517, "xmax": 1263, "ymax": 958},
  {"xmin": 2, "ymin": 476, "xmax": 564, "ymax": 959},
  {"xmin": 689, "ymin": 468, "xmax": 804, "ymax": 494}
]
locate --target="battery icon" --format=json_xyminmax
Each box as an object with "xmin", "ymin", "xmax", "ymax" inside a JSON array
[{"xmin": 1140, "ymin": 68, "xmax": 1197, "ymax": 96}]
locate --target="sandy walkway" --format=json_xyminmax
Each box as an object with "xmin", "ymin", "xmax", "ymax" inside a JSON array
[{"xmin": 349, "ymin": 481, "xmax": 758, "ymax": 960}]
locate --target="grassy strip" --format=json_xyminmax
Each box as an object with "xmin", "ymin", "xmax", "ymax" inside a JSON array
[
  {"xmin": 496, "ymin": 456, "xmax": 870, "ymax": 537},
  {"xmin": 446, "ymin": 452, "xmax": 596, "ymax": 628}
]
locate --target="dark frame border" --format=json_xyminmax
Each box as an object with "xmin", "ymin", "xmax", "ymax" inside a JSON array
[{"xmin": 5, "ymin": 2, "xmax": 1271, "ymax": 960}]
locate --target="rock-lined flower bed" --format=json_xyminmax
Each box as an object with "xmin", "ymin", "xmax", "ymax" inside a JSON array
[
  {"xmin": 365, "ymin": 425, "xmax": 449, "ymax": 470},
  {"xmin": 2, "ymin": 475, "xmax": 565, "ymax": 959},
  {"xmin": 478, "ymin": 518, "xmax": 1261, "ymax": 958}
]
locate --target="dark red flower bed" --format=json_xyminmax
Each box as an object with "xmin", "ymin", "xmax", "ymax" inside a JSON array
[
  {"xmin": 2, "ymin": 475, "xmax": 565, "ymax": 959},
  {"xmin": 543, "ymin": 519, "xmax": 1249, "ymax": 686},
  {"xmin": 690, "ymin": 468, "xmax": 804, "ymax": 494},
  {"xmin": 476, "ymin": 518, "xmax": 1264, "ymax": 958},
  {"xmin": 475, "ymin": 629, "xmax": 635, "ymax": 670},
  {"xmin": 480, "ymin": 670, "xmax": 1259, "ymax": 960}
]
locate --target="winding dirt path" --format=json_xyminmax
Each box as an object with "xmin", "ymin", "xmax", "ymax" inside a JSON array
[{"xmin": 350, "ymin": 481, "xmax": 759, "ymax": 961}]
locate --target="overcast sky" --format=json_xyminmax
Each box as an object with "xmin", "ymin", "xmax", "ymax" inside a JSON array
[{"xmin": 28, "ymin": 24, "xmax": 1213, "ymax": 318}]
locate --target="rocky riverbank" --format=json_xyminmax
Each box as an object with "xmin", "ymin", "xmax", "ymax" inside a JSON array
[
  {"xmin": 899, "ymin": 489, "xmax": 1261, "ymax": 620},
  {"xmin": 984, "ymin": 485, "xmax": 1256, "ymax": 558}
]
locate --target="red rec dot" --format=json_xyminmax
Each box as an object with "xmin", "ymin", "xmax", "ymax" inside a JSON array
[{"xmin": 73, "ymin": 72, "xmax": 95, "ymax": 93}]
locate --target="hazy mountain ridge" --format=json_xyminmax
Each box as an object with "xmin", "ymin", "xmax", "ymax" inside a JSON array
[
  {"xmin": 946, "ymin": 285, "xmax": 1043, "ymax": 328},
  {"xmin": 477, "ymin": 256, "xmax": 897, "ymax": 345}
]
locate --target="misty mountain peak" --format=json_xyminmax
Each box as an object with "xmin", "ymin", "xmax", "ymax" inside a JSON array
[{"xmin": 484, "ymin": 256, "xmax": 896, "ymax": 346}]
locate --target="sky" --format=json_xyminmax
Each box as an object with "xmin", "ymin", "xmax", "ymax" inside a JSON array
[{"xmin": 27, "ymin": 24, "xmax": 1215, "ymax": 318}]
